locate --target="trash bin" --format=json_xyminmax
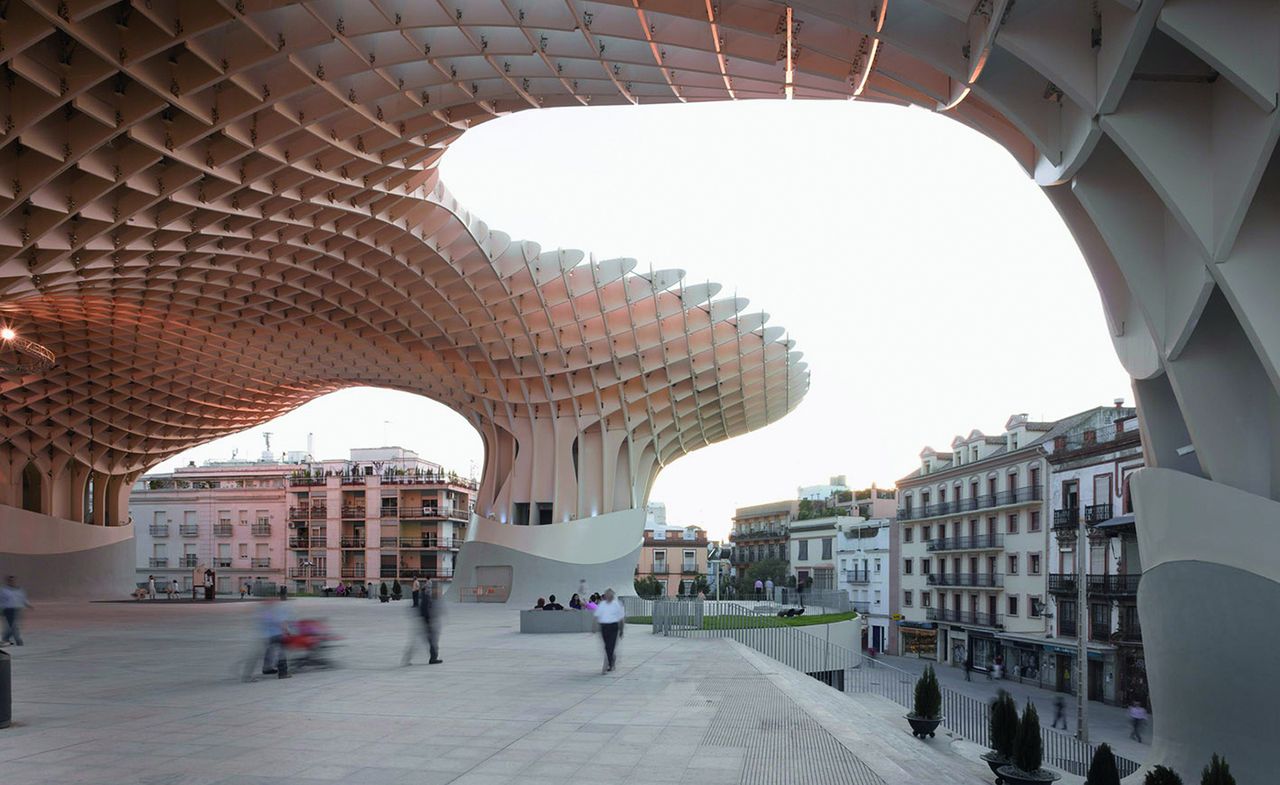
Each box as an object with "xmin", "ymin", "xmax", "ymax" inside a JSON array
[{"xmin": 0, "ymin": 647, "xmax": 11, "ymax": 729}]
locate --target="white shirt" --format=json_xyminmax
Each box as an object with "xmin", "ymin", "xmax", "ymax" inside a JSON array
[{"xmin": 593, "ymin": 598, "xmax": 625, "ymax": 624}]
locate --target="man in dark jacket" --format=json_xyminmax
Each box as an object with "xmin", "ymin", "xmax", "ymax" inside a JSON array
[{"xmin": 402, "ymin": 581, "xmax": 442, "ymax": 665}]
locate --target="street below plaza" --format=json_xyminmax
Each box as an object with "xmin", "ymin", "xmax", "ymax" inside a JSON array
[{"xmin": 877, "ymin": 653, "xmax": 1149, "ymax": 764}]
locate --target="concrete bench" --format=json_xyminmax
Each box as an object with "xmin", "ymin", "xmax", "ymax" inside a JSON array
[{"xmin": 519, "ymin": 608, "xmax": 595, "ymax": 633}]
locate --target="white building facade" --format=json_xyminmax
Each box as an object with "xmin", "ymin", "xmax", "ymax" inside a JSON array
[
  {"xmin": 788, "ymin": 516, "xmax": 842, "ymax": 591},
  {"xmin": 837, "ymin": 518, "xmax": 892, "ymax": 654},
  {"xmin": 895, "ymin": 414, "xmax": 1093, "ymax": 670},
  {"xmin": 130, "ymin": 461, "xmax": 297, "ymax": 594}
]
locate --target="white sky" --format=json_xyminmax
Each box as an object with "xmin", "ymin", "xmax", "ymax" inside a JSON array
[{"xmin": 156, "ymin": 100, "xmax": 1130, "ymax": 540}]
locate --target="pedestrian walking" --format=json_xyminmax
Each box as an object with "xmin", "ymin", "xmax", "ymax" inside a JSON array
[
  {"xmin": 240, "ymin": 582, "xmax": 249, "ymax": 599},
  {"xmin": 753, "ymin": 578, "xmax": 763, "ymax": 599},
  {"xmin": 1052, "ymin": 696, "xmax": 1068, "ymax": 729},
  {"xmin": 964, "ymin": 655, "xmax": 972, "ymax": 682},
  {"xmin": 1128, "ymin": 701, "xmax": 1148, "ymax": 742},
  {"xmin": 593, "ymin": 588, "xmax": 626, "ymax": 674},
  {"xmin": 764, "ymin": 578, "xmax": 774, "ymax": 600},
  {"xmin": 402, "ymin": 580, "xmax": 442, "ymax": 665},
  {"xmin": 380, "ymin": 582, "xmax": 390, "ymax": 603},
  {"xmin": 1, "ymin": 576, "xmax": 32, "ymax": 646},
  {"xmin": 148, "ymin": 574, "xmax": 157, "ymax": 600},
  {"xmin": 411, "ymin": 578, "xmax": 421, "ymax": 607}
]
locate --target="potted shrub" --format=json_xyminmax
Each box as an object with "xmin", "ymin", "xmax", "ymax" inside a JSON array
[
  {"xmin": 1144, "ymin": 766, "xmax": 1183, "ymax": 785},
  {"xmin": 1200, "ymin": 754, "xmax": 1233, "ymax": 785},
  {"xmin": 996, "ymin": 702, "xmax": 1060, "ymax": 785},
  {"xmin": 982, "ymin": 690, "xmax": 1019, "ymax": 782},
  {"xmin": 1084, "ymin": 743, "xmax": 1120, "ymax": 785},
  {"xmin": 905, "ymin": 665, "xmax": 944, "ymax": 738}
]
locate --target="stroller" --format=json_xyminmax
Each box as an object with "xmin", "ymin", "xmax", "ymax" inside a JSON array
[{"xmin": 280, "ymin": 619, "xmax": 341, "ymax": 670}]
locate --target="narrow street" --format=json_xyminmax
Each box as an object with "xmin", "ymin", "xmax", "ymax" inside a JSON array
[{"xmin": 878, "ymin": 653, "xmax": 1151, "ymax": 765}]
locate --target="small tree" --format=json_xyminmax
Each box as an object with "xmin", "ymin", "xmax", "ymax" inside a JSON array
[
  {"xmin": 988, "ymin": 690, "xmax": 1019, "ymax": 760},
  {"xmin": 1084, "ymin": 743, "xmax": 1121, "ymax": 785},
  {"xmin": 1145, "ymin": 765, "xmax": 1184, "ymax": 785},
  {"xmin": 633, "ymin": 575, "xmax": 662, "ymax": 599},
  {"xmin": 912, "ymin": 665, "xmax": 942, "ymax": 719},
  {"xmin": 1200, "ymin": 754, "xmax": 1234, "ymax": 785},
  {"xmin": 1011, "ymin": 701, "xmax": 1043, "ymax": 774}
]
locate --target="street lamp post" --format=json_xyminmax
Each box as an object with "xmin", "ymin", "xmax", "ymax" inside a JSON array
[{"xmin": 1076, "ymin": 509, "xmax": 1089, "ymax": 743}]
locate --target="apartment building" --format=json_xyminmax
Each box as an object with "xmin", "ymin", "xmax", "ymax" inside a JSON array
[
  {"xmin": 837, "ymin": 518, "xmax": 893, "ymax": 654},
  {"xmin": 895, "ymin": 412, "xmax": 1100, "ymax": 669},
  {"xmin": 728, "ymin": 499, "xmax": 798, "ymax": 573},
  {"xmin": 1042, "ymin": 405, "xmax": 1147, "ymax": 705},
  {"xmin": 286, "ymin": 447, "xmax": 475, "ymax": 594},
  {"xmin": 130, "ymin": 459, "xmax": 299, "ymax": 593},
  {"xmin": 635, "ymin": 525, "xmax": 708, "ymax": 596}
]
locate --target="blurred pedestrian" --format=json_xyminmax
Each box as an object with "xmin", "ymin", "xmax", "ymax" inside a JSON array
[
  {"xmin": 964, "ymin": 655, "xmax": 972, "ymax": 682},
  {"xmin": 1128, "ymin": 701, "xmax": 1148, "ymax": 742},
  {"xmin": 1052, "ymin": 696, "xmax": 1068, "ymax": 729},
  {"xmin": 403, "ymin": 580, "xmax": 442, "ymax": 665},
  {"xmin": 411, "ymin": 578, "xmax": 421, "ymax": 607},
  {"xmin": 1, "ymin": 576, "xmax": 32, "ymax": 646},
  {"xmin": 246, "ymin": 594, "xmax": 291, "ymax": 680},
  {"xmin": 593, "ymin": 588, "xmax": 626, "ymax": 674}
]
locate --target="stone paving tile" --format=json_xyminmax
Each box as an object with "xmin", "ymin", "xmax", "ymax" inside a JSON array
[{"xmin": 5, "ymin": 599, "xmax": 993, "ymax": 785}]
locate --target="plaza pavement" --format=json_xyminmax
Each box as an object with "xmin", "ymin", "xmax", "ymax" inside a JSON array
[
  {"xmin": 876, "ymin": 653, "xmax": 1150, "ymax": 764},
  {"xmin": 1, "ymin": 597, "xmax": 1012, "ymax": 785}
]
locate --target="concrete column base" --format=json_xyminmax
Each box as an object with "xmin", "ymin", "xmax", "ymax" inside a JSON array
[{"xmin": 1132, "ymin": 468, "xmax": 1280, "ymax": 784}]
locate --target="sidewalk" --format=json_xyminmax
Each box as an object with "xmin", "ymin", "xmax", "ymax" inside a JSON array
[{"xmin": 878, "ymin": 654, "xmax": 1151, "ymax": 765}]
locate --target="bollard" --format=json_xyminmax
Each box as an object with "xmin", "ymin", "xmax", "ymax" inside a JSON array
[{"xmin": 0, "ymin": 647, "xmax": 10, "ymax": 729}]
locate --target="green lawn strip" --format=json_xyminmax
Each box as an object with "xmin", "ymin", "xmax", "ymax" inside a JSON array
[{"xmin": 623, "ymin": 611, "xmax": 857, "ymax": 629}]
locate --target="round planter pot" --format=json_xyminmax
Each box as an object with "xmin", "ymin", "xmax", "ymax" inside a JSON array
[
  {"xmin": 995, "ymin": 765, "xmax": 1061, "ymax": 785},
  {"xmin": 905, "ymin": 714, "xmax": 943, "ymax": 738},
  {"xmin": 981, "ymin": 751, "xmax": 1010, "ymax": 783}
]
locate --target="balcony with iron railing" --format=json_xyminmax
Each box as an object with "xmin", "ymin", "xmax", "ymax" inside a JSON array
[
  {"xmin": 213, "ymin": 523, "xmax": 233, "ymax": 538},
  {"xmin": 287, "ymin": 567, "xmax": 324, "ymax": 578},
  {"xmin": 398, "ymin": 505, "xmax": 468, "ymax": 521},
  {"xmin": 340, "ymin": 567, "xmax": 366, "ymax": 578},
  {"xmin": 287, "ymin": 476, "xmax": 327, "ymax": 487},
  {"xmin": 681, "ymin": 563, "xmax": 698, "ymax": 574},
  {"xmin": 925, "ymin": 533, "xmax": 1004, "ymax": 552},
  {"xmin": 386, "ymin": 537, "xmax": 463, "ymax": 550},
  {"xmin": 1117, "ymin": 616, "xmax": 1142, "ymax": 642},
  {"xmin": 340, "ymin": 475, "xmax": 366, "ymax": 486},
  {"xmin": 851, "ymin": 600, "xmax": 872, "ymax": 614},
  {"xmin": 341, "ymin": 506, "xmax": 366, "ymax": 519},
  {"xmin": 397, "ymin": 568, "xmax": 454, "ymax": 579},
  {"xmin": 845, "ymin": 569, "xmax": 871, "ymax": 584},
  {"xmin": 1052, "ymin": 508, "xmax": 1078, "ymax": 530},
  {"xmin": 1048, "ymin": 573, "xmax": 1141, "ymax": 596},
  {"xmin": 926, "ymin": 607, "xmax": 1002, "ymax": 628},
  {"xmin": 650, "ymin": 563, "xmax": 670, "ymax": 574},
  {"xmin": 1085, "ymin": 503, "xmax": 1113, "ymax": 524},
  {"xmin": 180, "ymin": 555, "xmax": 199, "ymax": 568},
  {"xmin": 252, "ymin": 523, "xmax": 272, "ymax": 537},
  {"xmin": 288, "ymin": 506, "xmax": 327, "ymax": 519},
  {"xmin": 728, "ymin": 527, "xmax": 787, "ymax": 542},
  {"xmin": 927, "ymin": 572, "xmax": 1003, "ymax": 588},
  {"xmin": 148, "ymin": 524, "xmax": 169, "ymax": 537},
  {"xmin": 213, "ymin": 558, "xmax": 232, "ymax": 568},
  {"xmin": 251, "ymin": 558, "xmax": 271, "ymax": 568},
  {"xmin": 339, "ymin": 537, "xmax": 366, "ymax": 549},
  {"xmin": 897, "ymin": 485, "xmax": 1043, "ymax": 522},
  {"xmin": 180, "ymin": 524, "xmax": 199, "ymax": 537},
  {"xmin": 149, "ymin": 557, "xmax": 168, "ymax": 568}
]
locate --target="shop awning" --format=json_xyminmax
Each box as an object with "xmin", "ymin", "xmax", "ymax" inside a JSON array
[
  {"xmin": 1093, "ymin": 513, "xmax": 1136, "ymax": 530},
  {"xmin": 897, "ymin": 621, "xmax": 936, "ymax": 630}
]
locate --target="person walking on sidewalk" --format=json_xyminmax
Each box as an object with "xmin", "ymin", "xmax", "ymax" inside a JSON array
[
  {"xmin": 1128, "ymin": 701, "xmax": 1148, "ymax": 742},
  {"xmin": 1052, "ymin": 696, "xmax": 1068, "ymax": 730},
  {"xmin": 1, "ymin": 576, "xmax": 32, "ymax": 646},
  {"xmin": 963, "ymin": 654, "xmax": 972, "ymax": 682},
  {"xmin": 593, "ymin": 588, "xmax": 626, "ymax": 674},
  {"xmin": 148, "ymin": 574, "xmax": 157, "ymax": 600},
  {"xmin": 403, "ymin": 580, "xmax": 442, "ymax": 665},
  {"xmin": 411, "ymin": 578, "xmax": 421, "ymax": 607}
]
